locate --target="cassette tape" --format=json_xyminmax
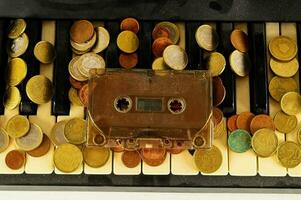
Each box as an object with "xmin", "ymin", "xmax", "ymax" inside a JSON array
[{"xmin": 87, "ymin": 69, "xmax": 213, "ymax": 149}]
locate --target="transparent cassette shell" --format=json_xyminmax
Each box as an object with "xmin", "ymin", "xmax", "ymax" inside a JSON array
[{"xmin": 87, "ymin": 69, "xmax": 213, "ymax": 150}]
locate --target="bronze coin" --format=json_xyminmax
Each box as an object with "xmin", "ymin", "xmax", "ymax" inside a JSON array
[
  {"xmin": 111, "ymin": 146, "xmax": 125, "ymax": 153},
  {"xmin": 230, "ymin": 29, "xmax": 249, "ymax": 53},
  {"xmin": 120, "ymin": 18, "xmax": 140, "ymax": 34},
  {"xmin": 69, "ymin": 76, "xmax": 87, "ymax": 90},
  {"xmin": 167, "ymin": 148, "xmax": 184, "ymax": 154},
  {"xmin": 227, "ymin": 114, "xmax": 238, "ymax": 132},
  {"xmin": 5, "ymin": 150, "xmax": 25, "ymax": 170},
  {"xmin": 152, "ymin": 26, "xmax": 170, "ymax": 40},
  {"xmin": 121, "ymin": 150, "xmax": 141, "ymax": 168},
  {"xmin": 119, "ymin": 53, "xmax": 138, "ymax": 69},
  {"xmin": 27, "ymin": 134, "xmax": 51, "ymax": 157},
  {"xmin": 141, "ymin": 148, "xmax": 166, "ymax": 166},
  {"xmin": 250, "ymin": 114, "xmax": 275, "ymax": 135},
  {"xmin": 236, "ymin": 112, "xmax": 255, "ymax": 133},
  {"xmin": 70, "ymin": 20, "xmax": 94, "ymax": 44},
  {"xmin": 212, "ymin": 77, "xmax": 226, "ymax": 106},
  {"xmin": 152, "ymin": 37, "xmax": 173, "ymax": 58},
  {"xmin": 213, "ymin": 107, "xmax": 224, "ymax": 126},
  {"xmin": 79, "ymin": 83, "xmax": 89, "ymax": 107}
]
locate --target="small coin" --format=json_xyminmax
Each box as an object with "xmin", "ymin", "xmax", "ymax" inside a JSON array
[
  {"xmin": 50, "ymin": 120, "xmax": 68, "ymax": 146},
  {"xmin": 0, "ymin": 128, "xmax": 10, "ymax": 153},
  {"xmin": 83, "ymin": 146, "xmax": 110, "ymax": 168},
  {"xmin": 70, "ymin": 20, "xmax": 94, "ymax": 44},
  {"xmin": 92, "ymin": 27, "xmax": 110, "ymax": 53},
  {"xmin": 27, "ymin": 134, "xmax": 51, "ymax": 157},
  {"xmin": 70, "ymin": 31, "xmax": 96, "ymax": 52},
  {"xmin": 68, "ymin": 56, "xmax": 88, "ymax": 81},
  {"xmin": 269, "ymin": 76, "xmax": 298, "ymax": 102},
  {"xmin": 194, "ymin": 145, "xmax": 222, "ymax": 173},
  {"xmin": 121, "ymin": 150, "xmax": 141, "ymax": 168},
  {"xmin": 152, "ymin": 37, "xmax": 173, "ymax": 58},
  {"xmin": 64, "ymin": 118, "xmax": 86, "ymax": 145},
  {"xmin": 5, "ymin": 150, "xmax": 25, "ymax": 170},
  {"xmin": 6, "ymin": 115, "xmax": 30, "ymax": 138},
  {"xmin": 163, "ymin": 45, "xmax": 188, "ymax": 70},
  {"xmin": 250, "ymin": 114, "xmax": 275, "ymax": 135},
  {"xmin": 195, "ymin": 24, "xmax": 219, "ymax": 51},
  {"xmin": 251, "ymin": 128, "xmax": 278, "ymax": 157},
  {"xmin": 79, "ymin": 83, "xmax": 89, "ymax": 107},
  {"xmin": 34, "ymin": 41, "xmax": 55, "ymax": 64},
  {"xmin": 141, "ymin": 148, "xmax": 166, "ymax": 166},
  {"xmin": 228, "ymin": 129, "xmax": 252, "ymax": 153},
  {"xmin": 269, "ymin": 36, "xmax": 297, "ymax": 61},
  {"xmin": 213, "ymin": 107, "xmax": 223, "ymax": 127},
  {"xmin": 277, "ymin": 141, "xmax": 301, "ymax": 168},
  {"xmin": 26, "ymin": 75, "xmax": 53, "ymax": 104},
  {"xmin": 230, "ymin": 29, "xmax": 249, "ymax": 53},
  {"xmin": 153, "ymin": 22, "xmax": 179, "ymax": 44},
  {"xmin": 8, "ymin": 32, "xmax": 29, "ymax": 57},
  {"xmin": 152, "ymin": 57, "xmax": 169, "ymax": 70},
  {"xmin": 152, "ymin": 25, "xmax": 170, "ymax": 40},
  {"xmin": 68, "ymin": 87, "xmax": 82, "ymax": 106},
  {"xmin": 212, "ymin": 77, "xmax": 226, "ymax": 106},
  {"xmin": 15, "ymin": 123, "xmax": 43, "ymax": 151},
  {"xmin": 229, "ymin": 50, "xmax": 251, "ymax": 77},
  {"xmin": 297, "ymin": 127, "xmax": 301, "ymax": 145},
  {"xmin": 280, "ymin": 91, "xmax": 301, "ymax": 115},
  {"xmin": 8, "ymin": 19, "xmax": 26, "ymax": 39},
  {"xmin": 270, "ymin": 57, "xmax": 299, "ymax": 78},
  {"xmin": 54, "ymin": 143, "xmax": 83, "ymax": 173},
  {"xmin": 205, "ymin": 52, "xmax": 226, "ymax": 77},
  {"xmin": 69, "ymin": 76, "xmax": 87, "ymax": 90},
  {"xmin": 7, "ymin": 58, "xmax": 27, "ymax": 86},
  {"xmin": 3, "ymin": 86, "xmax": 21, "ymax": 110},
  {"xmin": 120, "ymin": 18, "xmax": 140, "ymax": 34},
  {"xmin": 78, "ymin": 53, "xmax": 106, "ymax": 78},
  {"xmin": 227, "ymin": 114, "xmax": 238, "ymax": 132},
  {"xmin": 119, "ymin": 53, "xmax": 138, "ymax": 69},
  {"xmin": 117, "ymin": 30, "xmax": 139, "ymax": 53},
  {"xmin": 274, "ymin": 111, "xmax": 297, "ymax": 134},
  {"xmin": 236, "ymin": 111, "xmax": 255, "ymax": 132}
]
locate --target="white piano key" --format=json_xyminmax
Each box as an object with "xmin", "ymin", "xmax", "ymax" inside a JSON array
[
  {"xmin": 171, "ymin": 150, "xmax": 199, "ymax": 175},
  {"xmin": 113, "ymin": 152, "xmax": 141, "ymax": 175},
  {"xmin": 0, "ymin": 140, "xmax": 24, "ymax": 174},
  {"xmin": 142, "ymin": 153, "xmax": 170, "ymax": 175},
  {"xmin": 84, "ymin": 150, "xmax": 112, "ymax": 174}
]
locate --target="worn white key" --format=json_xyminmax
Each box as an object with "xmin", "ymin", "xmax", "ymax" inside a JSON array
[
  {"xmin": 142, "ymin": 152, "xmax": 170, "ymax": 175},
  {"xmin": 113, "ymin": 152, "xmax": 141, "ymax": 175}
]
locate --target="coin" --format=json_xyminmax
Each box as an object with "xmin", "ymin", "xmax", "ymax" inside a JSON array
[
  {"xmin": 78, "ymin": 53, "xmax": 106, "ymax": 78},
  {"xmin": 281, "ymin": 91, "xmax": 301, "ymax": 115},
  {"xmin": 34, "ymin": 41, "xmax": 55, "ymax": 64},
  {"xmin": 167, "ymin": 147, "xmax": 185, "ymax": 154},
  {"xmin": 195, "ymin": 24, "xmax": 219, "ymax": 51},
  {"xmin": 229, "ymin": 50, "xmax": 251, "ymax": 77},
  {"xmin": 270, "ymin": 57, "xmax": 299, "ymax": 78},
  {"xmin": 205, "ymin": 52, "xmax": 226, "ymax": 77},
  {"xmin": 64, "ymin": 118, "xmax": 86, "ymax": 145},
  {"xmin": 230, "ymin": 29, "xmax": 249, "ymax": 53},
  {"xmin": 213, "ymin": 107, "xmax": 223, "ymax": 127},
  {"xmin": 120, "ymin": 18, "xmax": 140, "ymax": 34},
  {"xmin": 70, "ymin": 20, "xmax": 94, "ymax": 44},
  {"xmin": 68, "ymin": 56, "xmax": 88, "ymax": 81},
  {"xmin": 111, "ymin": 146, "xmax": 125, "ymax": 153},
  {"xmin": 119, "ymin": 53, "xmax": 138, "ymax": 69},
  {"xmin": 121, "ymin": 150, "xmax": 141, "ymax": 168},
  {"xmin": 228, "ymin": 129, "xmax": 252, "ymax": 153},
  {"xmin": 8, "ymin": 19, "xmax": 26, "ymax": 39},
  {"xmin": 277, "ymin": 141, "xmax": 301, "ymax": 168},
  {"xmin": 269, "ymin": 76, "xmax": 298, "ymax": 102},
  {"xmin": 72, "ymin": 46, "xmax": 91, "ymax": 55},
  {"xmin": 83, "ymin": 146, "xmax": 110, "ymax": 168},
  {"xmin": 26, "ymin": 75, "xmax": 53, "ymax": 104},
  {"xmin": 153, "ymin": 22, "xmax": 179, "ymax": 44},
  {"xmin": 68, "ymin": 87, "xmax": 82, "ymax": 106},
  {"xmin": 117, "ymin": 30, "xmax": 139, "ymax": 53},
  {"xmin": 163, "ymin": 45, "xmax": 188, "ymax": 70},
  {"xmin": 70, "ymin": 31, "xmax": 96, "ymax": 52},
  {"xmin": 69, "ymin": 76, "xmax": 87, "ymax": 90},
  {"xmin": 54, "ymin": 143, "xmax": 83, "ymax": 173},
  {"xmin": 92, "ymin": 27, "xmax": 110, "ymax": 53},
  {"xmin": 6, "ymin": 115, "xmax": 30, "ymax": 138},
  {"xmin": 27, "ymin": 134, "xmax": 51, "ymax": 157},
  {"xmin": 79, "ymin": 83, "xmax": 89, "ymax": 107},
  {"xmin": 0, "ymin": 128, "xmax": 10, "ymax": 153},
  {"xmin": 297, "ymin": 127, "xmax": 301, "ymax": 145},
  {"xmin": 227, "ymin": 114, "xmax": 238, "ymax": 132},
  {"xmin": 7, "ymin": 58, "xmax": 27, "ymax": 86},
  {"xmin": 8, "ymin": 33, "xmax": 29, "ymax": 57},
  {"xmin": 152, "ymin": 57, "xmax": 169, "ymax": 70},
  {"xmin": 274, "ymin": 111, "xmax": 297, "ymax": 134},
  {"xmin": 3, "ymin": 86, "xmax": 21, "ymax": 110},
  {"xmin": 152, "ymin": 25, "xmax": 170, "ymax": 40},
  {"xmin": 236, "ymin": 112, "xmax": 255, "ymax": 132},
  {"xmin": 152, "ymin": 37, "xmax": 173, "ymax": 58},
  {"xmin": 212, "ymin": 77, "xmax": 226, "ymax": 106},
  {"xmin": 194, "ymin": 145, "xmax": 222, "ymax": 173},
  {"xmin": 5, "ymin": 150, "xmax": 25, "ymax": 170},
  {"xmin": 251, "ymin": 128, "xmax": 278, "ymax": 157},
  {"xmin": 141, "ymin": 148, "xmax": 166, "ymax": 166},
  {"xmin": 250, "ymin": 114, "xmax": 275, "ymax": 135},
  {"xmin": 269, "ymin": 36, "xmax": 297, "ymax": 61},
  {"xmin": 50, "ymin": 120, "xmax": 68, "ymax": 146},
  {"xmin": 15, "ymin": 123, "xmax": 43, "ymax": 151}
]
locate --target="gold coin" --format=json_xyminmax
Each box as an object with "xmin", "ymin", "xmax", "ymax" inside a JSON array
[
  {"xmin": 70, "ymin": 31, "xmax": 96, "ymax": 52},
  {"xmin": 163, "ymin": 45, "xmax": 188, "ymax": 70},
  {"xmin": 68, "ymin": 56, "xmax": 88, "ymax": 81},
  {"xmin": 64, "ymin": 118, "xmax": 86, "ymax": 145},
  {"xmin": 280, "ymin": 91, "xmax": 301, "ymax": 115},
  {"xmin": 54, "ymin": 143, "xmax": 83, "ymax": 173},
  {"xmin": 26, "ymin": 75, "xmax": 53, "ymax": 104},
  {"xmin": 83, "ymin": 146, "xmax": 110, "ymax": 168},
  {"xmin": 7, "ymin": 58, "xmax": 27, "ymax": 86},
  {"xmin": 205, "ymin": 52, "xmax": 226, "ymax": 77},
  {"xmin": 3, "ymin": 86, "xmax": 21, "ymax": 110},
  {"xmin": 0, "ymin": 128, "xmax": 10, "ymax": 153},
  {"xmin": 92, "ymin": 27, "xmax": 110, "ymax": 53},
  {"xmin": 68, "ymin": 87, "xmax": 82, "ymax": 106},
  {"xmin": 8, "ymin": 33, "xmax": 29, "ymax": 58},
  {"xmin": 269, "ymin": 36, "xmax": 297, "ymax": 61},
  {"xmin": 78, "ymin": 53, "xmax": 106, "ymax": 78},
  {"xmin": 194, "ymin": 145, "xmax": 222, "ymax": 173},
  {"xmin": 229, "ymin": 50, "xmax": 251, "ymax": 77},
  {"xmin": 277, "ymin": 141, "xmax": 301, "ymax": 168},
  {"xmin": 153, "ymin": 21, "xmax": 180, "ymax": 44},
  {"xmin": 50, "ymin": 120, "xmax": 68, "ymax": 146},
  {"xmin": 8, "ymin": 19, "xmax": 26, "ymax": 39},
  {"xmin": 152, "ymin": 57, "xmax": 169, "ymax": 70},
  {"xmin": 273, "ymin": 111, "xmax": 297, "ymax": 133},
  {"xmin": 251, "ymin": 128, "xmax": 278, "ymax": 157},
  {"xmin": 195, "ymin": 24, "xmax": 219, "ymax": 51},
  {"xmin": 71, "ymin": 47, "xmax": 91, "ymax": 55},
  {"xmin": 34, "ymin": 41, "xmax": 55, "ymax": 64},
  {"xmin": 270, "ymin": 57, "xmax": 299, "ymax": 78},
  {"xmin": 268, "ymin": 76, "xmax": 298, "ymax": 102},
  {"xmin": 117, "ymin": 30, "xmax": 139, "ymax": 53},
  {"xmin": 297, "ymin": 127, "xmax": 301, "ymax": 145},
  {"xmin": 6, "ymin": 115, "xmax": 30, "ymax": 138},
  {"xmin": 15, "ymin": 123, "xmax": 43, "ymax": 151}
]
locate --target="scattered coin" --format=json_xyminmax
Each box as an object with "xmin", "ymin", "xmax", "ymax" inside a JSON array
[
  {"xmin": 163, "ymin": 45, "xmax": 188, "ymax": 70},
  {"xmin": 70, "ymin": 20, "xmax": 94, "ymax": 44},
  {"xmin": 270, "ymin": 57, "xmax": 299, "ymax": 78},
  {"xmin": 117, "ymin": 30, "xmax": 139, "ymax": 53},
  {"xmin": 83, "ymin": 146, "xmax": 110, "ymax": 168},
  {"xmin": 228, "ymin": 129, "xmax": 252, "ymax": 153},
  {"xmin": 277, "ymin": 141, "xmax": 301, "ymax": 168},
  {"xmin": 119, "ymin": 53, "xmax": 138, "ymax": 69},
  {"xmin": 120, "ymin": 18, "xmax": 140, "ymax": 34},
  {"xmin": 6, "ymin": 115, "xmax": 30, "ymax": 138},
  {"xmin": 68, "ymin": 56, "xmax": 88, "ymax": 82},
  {"xmin": 79, "ymin": 83, "xmax": 89, "ymax": 107},
  {"xmin": 297, "ymin": 127, "xmax": 301, "ymax": 145},
  {"xmin": 227, "ymin": 114, "xmax": 238, "ymax": 132},
  {"xmin": 195, "ymin": 24, "xmax": 219, "ymax": 51},
  {"xmin": 34, "ymin": 41, "xmax": 55, "ymax": 64},
  {"xmin": 229, "ymin": 50, "xmax": 251, "ymax": 77},
  {"xmin": 205, "ymin": 52, "xmax": 226, "ymax": 77},
  {"xmin": 121, "ymin": 150, "xmax": 141, "ymax": 168},
  {"xmin": 152, "ymin": 57, "xmax": 169, "ymax": 70},
  {"xmin": 7, "ymin": 57, "xmax": 27, "ymax": 86},
  {"xmin": 69, "ymin": 76, "xmax": 87, "ymax": 90},
  {"xmin": 268, "ymin": 76, "xmax": 298, "ymax": 102},
  {"xmin": 5, "ymin": 150, "xmax": 25, "ymax": 170},
  {"xmin": 152, "ymin": 25, "xmax": 170, "ymax": 40},
  {"xmin": 50, "ymin": 120, "xmax": 68, "ymax": 146},
  {"xmin": 78, "ymin": 53, "xmax": 106, "ymax": 78},
  {"xmin": 26, "ymin": 75, "xmax": 53, "ymax": 104},
  {"xmin": 213, "ymin": 107, "xmax": 223, "ymax": 127},
  {"xmin": 111, "ymin": 145, "xmax": 125, "ymax": 153},
  {"xmin": 212, "ymin": 77, "xmax": 226, "ymax": 106},
  {"xmin": 54, "ymin": 143, "xmax": 83, "ymax": 173},
  {"xmin": 153, "ymin": 22, "xmax": 179, "ymax": 44},
  {"xmin": 274, "ymin": 111, "xmax": 297, "ymax": 134},
  {"xmin": 280, "ymin": 91, "xmax": 301, "ymax": 115},
  {"xmin": 252, "ymin": 128, "xmax": 278, "ymax": 157},
  {"xmin": 15, "ymin": 123, "xmax": 43, "ymax": 151},
  {"xmin": 92, "ymin": 27, "xmax": 110, "ymax": 53},
  {"xmin": 152, "ymin": 37, "xmax": 173, "ymax": 57},
  {"xmin": 236, "ymin": 111, "xmax": 255, "ymax": 132},
  {"xmin": 8, "ymin": 32, "xmax": 29, "ymax": 58},
  {"xmin": 27, "ymin": 134, "xmax": 51, "ymax": 157},
  {"xmin": 269, "ymin": 36, "xmax": 297, "ymax": 61},
  {"xmin": 194, "ymin": 145, "xmax": 222, "ymax": 173},
  {"xmin": 64, "ymin": 118, "xmax": 86, "ymax": 145},
  {"xmin": 3, "ymin": 86, "xmax": 21, "ymax": 110},
  {"xmin": 68, "ymin": 87, "xmax": 82, "ymax": 106},
  {"xmin": 0, "ymin": 128, "xmax": 10, "ymax": 153},
  {"xmin": 8, "ymin": 19, "xmax": 26, "ymax": 39},
  {"xmin": 250, "ymin": 114, "xmax": 275, "ymax": 135},
  {"xmin": 70, "ymin": 32, "xmax": 96, "ymax": 52},
  {"xmin": 141, "ymin": 148, "xmax": 166, "ymax": 166},
  {"xmin": 230, "ymin": 29, "xmax": 249, "ymax": 53}
]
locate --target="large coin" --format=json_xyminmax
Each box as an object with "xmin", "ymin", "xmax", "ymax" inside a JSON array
[
  {"xmin": 50, "ymin": 120, "xmax": 68, "ymax": 146},
  {"xmin": 68, "ymin": 56, "xmax": 88, "ymax": 81},
  {"xmin": 83, "ymin": 146, "xmax": 110, "ymax": 168},
  {"xmin": 270, "ymin": 57, "xmax": 299, "ymax": 78},
  {"xmin": 228, "ymin": 129, "xmax": 252, "ymax": 153},
  {"xmin": 194, "ymin": 145, "xmax": 222, "ymax": 173},
  {"xmin": 8, "ymin": 19, "xmax": 26, "ymax": 39},
  {"xmin": 6, "ymin": 115, "xmax": 30, "ymax": 138},
  {"xmin": 78, "ymin": 53, "xmax": 106, "ymax": 78},
  {"xmin": 117, "ymin": 30, "xmax": 139, "ymax": 53},
  {"xmin": 195, "ymin": 24, "xmax": 219, "ymax": 51},
  {"xmin": 249, "ymin": 114, "xmax": 275, "ymax": 135},
  {"xmin": 269, "ymin": 36, "xmax": 297, "ymax": 61},
  {"xmin": 251, "ymin": 128, "xmax": 278, "ymax": 157},
  {"xmin": 27, "ymin": 134, "xmax": 51, "ymax": 157},
  {"xmin": 26, "ymin": 75, "xmax": 53, "ymax": 104},
  {"xmin": 92, "ymin": 27, "xmax": 110, "ymax": 53},
  {"xmin": 8, "ymin": 33, "xmax": 29, "ymax": 58},
  {"xmin": 34, "ymin": 41, "xmax": 56, "ymax": 64},
  {"xmin": 64, "ymin": 118, "xmax": 86, "ymax": 145},
  {"xmin": 277, "ymin": 141, "xmax": 301, "ymax": 168},
  {"xmin": 3, "ymin": 86, "xmax": 21, "ymax": 110},
  {"xmin": 7, "ymin": 58, "xmax": 27, "ymax": 86},
  {"xmin": 141, "ymin": 148, "xmax": 166, "ymax": 166},
  {"xmin": 229, "ymin": 50, "xmax": 251, "ymax": 77},
  {"xmin": 5, "ymin": 150, "xmax": 25, "ymax": 170},
  {"xmin": 280, "ymin": 91, "xmax": 301, "ymax": 115},
  {"xmin": 273, "ymin": 111, "xmax": 297, "ymax": 134},
  {"xmin": 153, "ymin": 21, "xmax": 179, "ymax": 44},
  {"xmin": 70, "ymin": 20, "xmax": 94, "ymax": 44},
  {"xmin": 15, "ymin": 123, "xmax": 43, "ymax": 151},
  {"xmin": 230, "ymin": 29, "xmax": 249, "ymax": 53},
  {"xmin": 205, "ymin": 52, "xmax": 226, "ymax": 77},
  {"xmin": 268, "ymin": 76, "xmax": 298, "ymax": 102},
  {"xmin": 163, "ymin": 45, "xmax": 188, "ymax": 70},
  {"xmin": 121, "ymin": 150, "xmax": 141, "ymax": 168},
  {"xmin": 0, "ymin": 128, "xmax": 10, "ymax": 153}
]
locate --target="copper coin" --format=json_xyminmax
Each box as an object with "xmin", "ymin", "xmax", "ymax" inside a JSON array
[
  {"xmin": 121, "ymin": 150, "xmax": 141, "ymax": 168},
  {"xmin": 213, "ymin": 107, "xmax": 223, "ymax": 126},
  {"xmin": 5, "ymin": 150, "xmax": 25, "ymax": 170},
  {"xmin": 236, "ymin": 112, "xmax": 255, "ymax": 132},
  {"xmin": 227, "ymin": 114, "xmax": 238, "ymax": 132},
  {"xmin": 213, "ymin": 77, "xmax": 226, "ymax": 106},
  {"xmin": 70, "ymin": 20, "xmax": 94, "ymax": 44},
  {"xmin": 79, "ymin": 83, "xmax": 88, "ymax": 107},
  {"xmin": 250, "ymin": 114, "xmax": 275, "ymax": 135},
  {"xmin": 167, "ymin": 148, "xmax": 184, "ymax": 154},
  {"xmin": 152, "ymin": 26, "xmax": 170, "ymax": 40},
  {"xmin": 230, "ymin": 29, "xmax": 249, "ymax": 53},
  {"xmin": 69, "ymin": 76, "xmax": 87, "ymax": 90},
  {"xmin": 141, "ymin": 148, "xmax": 166, "ymax": 166},
  {"xmin": 111, "ymin": 146, "xmax": 124, "ymax": 153},
  {"xmin": 119, "ymin": 53, "xmax": 138, "ymax": 69},
  {"xmin": 27, "ymin": 134, "xmax": 51, "ymax": 157},
  {"xmin": 120, "ymin": 18, "xmax": 140, "ymax": 34},
  {"xmin": 152, "ymin": 37, "xmax": 173, "ymax": 58}
]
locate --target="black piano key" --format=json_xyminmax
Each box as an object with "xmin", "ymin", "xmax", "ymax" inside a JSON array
[
  {"xmin": 248, "ymin": 23, "xmax": 269, "ymax": 115},
  {"xmin": 105, "ymin": 21, "xmax": 119, "ymax": 68},
  {"xmin": 19, "ymin": 20, "xmax": 42, "ymax": 115},
  {"xmin": 297, "ymin": 23, "xmax": 301, "ymax": 91},
  {"xmin": 217, "ymin": 23, "xmax": 236, "ymax": 117},
  {"xmin": 138, "ymin": 21, "xmax": 153, "ymax": 69},
  {"xmin": 52, "ymin": 20, "xmax": 73, "ymax": 115}
]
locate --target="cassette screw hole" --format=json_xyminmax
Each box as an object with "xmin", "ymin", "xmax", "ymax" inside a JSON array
[
  {"xmin": 114, "ymin": 96, "xmax": 132, "ymax": 113},
  {"xmin": 194, "ymin": 136, "xmax": 205, "ymax": 148},
  {"xmin": 168, "ymin": 98, "xmax": 186, "ymax": 114}
]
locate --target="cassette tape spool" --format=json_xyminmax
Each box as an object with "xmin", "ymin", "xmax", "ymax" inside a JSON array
[{"xmin": 87, "ymin": 69, "xmax": 213, "ymax": 150}]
